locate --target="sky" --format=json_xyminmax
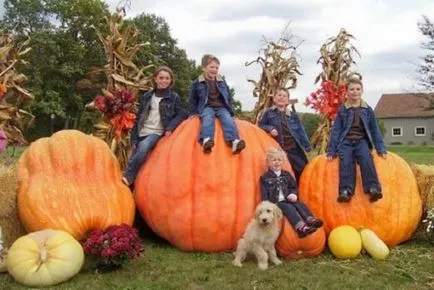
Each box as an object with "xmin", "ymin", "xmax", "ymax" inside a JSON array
[{"xmin": 1, "ymin": 0, "xmax": 433, "ymax": 112}]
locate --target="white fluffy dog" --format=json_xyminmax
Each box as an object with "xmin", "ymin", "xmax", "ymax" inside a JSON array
[{"xmin": 232, "ymin": 201, "xmax": 283, "ymax": 270}]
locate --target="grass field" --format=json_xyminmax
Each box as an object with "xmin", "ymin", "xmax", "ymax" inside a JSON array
[{"xmin": 1, "ymin": 145, "xmax": 433, "ymax": 290}]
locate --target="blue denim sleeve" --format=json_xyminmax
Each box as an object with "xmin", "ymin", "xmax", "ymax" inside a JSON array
[
  {"xmin": 166, "ymin": 93, "xmax": 186, "ymax": 132},
  {"xmin": 297, "ymin": 115, "xmax": 312, "ymax": 152},
  {"xmin": 260, "ymin": 176, "xmax": 269, "ymax": 201},
  {"xmin": 327, "ymin": 107, "xmax": 344, "ymax": 156},
  {"xmin": 369, "ymin": 108, "xmax": 387, "ymax": 154},
  {"xmin": 287, "ymin": 173, "xmax": 299, "ymax": 196},
  {"xmin": 258, "ymin": 110, "xmax": 275, "ymax": 133},
  {"xmin": 130, "ymin": 94, "xmax": 145, "ymax": 145},
  {"xmin": 188, "ymin": 81, "xmax": 198, "ymax": 116}
]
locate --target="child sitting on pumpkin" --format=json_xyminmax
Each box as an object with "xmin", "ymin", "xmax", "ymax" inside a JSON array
[
  {"xmin": 327, "ymin": 74, "xmax": 387, "ymax": 203},
  {"xmin": 260, "ymin": 147, "xmax": 323, "ymax": 238}
]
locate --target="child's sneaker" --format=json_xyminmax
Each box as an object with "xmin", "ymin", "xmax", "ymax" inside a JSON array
[
  {"xmin": 296, "ymin": 224, "xmax": 317, "ymax": 238},
  {"xmin": 232, "ymin": 139, "xmax": 246, "ymax": 154},
  {"xmin": 368, "ymin": 188, "xmax": 383, "ymax": 202},
  {"xmin": 337, "ymin": 189, "xmax": 351, "ymax": 203},
  {"xmin": 202, "ymin": 138, "xmax": 214, "ymax": 153},
  {"xmin": 306, "ymin": 217, "xmax": 323, "ymax": 228}
]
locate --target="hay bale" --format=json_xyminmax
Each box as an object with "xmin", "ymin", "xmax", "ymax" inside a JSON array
[
  {"xmin": 411, "ymin": 163, "xmax": 434, "ymax": 210},
  {"xmin": 0, "ymin": 164, "xmax": 26, "ymax": 248}
]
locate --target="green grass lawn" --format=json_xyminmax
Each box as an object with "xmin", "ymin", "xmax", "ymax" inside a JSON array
[{"xmin": 1, "ymin": 145, "xmax": 433, "ymax": 289}]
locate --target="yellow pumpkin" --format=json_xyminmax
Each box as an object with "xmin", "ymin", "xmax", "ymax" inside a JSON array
[
  {"xmin": 359, "ymin": 227, "xmax": 389, "ymax": 260},
  {"xmin": 7, "ymin": 229, "xmax": 84, "ymax": 287},
  {"xmin": 328, "ymin": 225, "xmax": 362, "ymax": 259}
]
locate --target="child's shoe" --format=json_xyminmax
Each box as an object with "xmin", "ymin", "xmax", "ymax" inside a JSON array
[
  {"xmin": 337, "ymin": 189, "xmax": 351, "ymax": 203},
  {"xmin": 122, "ymin": 177, "xmax": 134, "ymax": 192},
  {"xmin": 232, "ymin": 139, "xmax": 246, "ymax": 154},
  {"xmin": 202, "ymin": 137, "xmax": 214, "ymax": 153},
  {"xmin": 306, "ymin": 216, "xmax": 323, "ymax": 228},
  {"xmin": 296, "ymin": 224, "xmax": 317, "ymax": 238},
  {"xmin": 368, "ymin": 187, "xmax": 383, "ymax": 202}
]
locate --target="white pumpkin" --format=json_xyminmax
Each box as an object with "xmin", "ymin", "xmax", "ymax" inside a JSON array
[{"xmin": 7, "ymin": 229, "xmax": 84, "ymax": 287}]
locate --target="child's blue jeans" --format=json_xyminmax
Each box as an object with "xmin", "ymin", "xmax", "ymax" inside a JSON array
[
  {"xmin": 199, "ymin": 106, "xmax": 240, "ymax": 142},
  {"xmin": 277, "ymin": 201, "xmax": 313, "ymax": 228},
  {"xmin": 339, "ymin": 138, "xmax": 381, "ymax": 194},
  {"xmin": 124, "ymin": 134, "xmax": 160, "ymax": 184},
  {"xmin": 285, "ymin": 146, "xmax": 308, "ymax": 183}
]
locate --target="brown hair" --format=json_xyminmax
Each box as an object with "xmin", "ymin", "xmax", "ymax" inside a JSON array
[
  {"xmin": 275, "ymin": 87, "xmax": 289, "ymax": 98},
  {"xmin": 152, "ymin": 66, "xmax": 175, "ymax": 89},
  {"xmin": 265, "ymin": 147, "xmax": 288, "ymax": 167},
  {"xmin": 201, "ymin": 54, "xmax": 220, "ymax": 67}
]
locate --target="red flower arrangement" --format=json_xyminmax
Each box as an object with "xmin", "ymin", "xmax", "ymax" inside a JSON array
[
  {"xmin": 83, "ymin": 224, "xmax": 144, "ymax": 270},
  {"xmin": 92, "ymin": 88, "xmax": 136, "ymax": 139},
  {"xmin": 305, "ymin": 80, "xmax": 347, "ymax": 121}
]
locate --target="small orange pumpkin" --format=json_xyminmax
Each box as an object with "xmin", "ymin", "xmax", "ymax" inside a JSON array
[
  {"xmin": 135, "ymin": 118, "xmax": 326, "ymax": 257},
  {"xmin": 299, "ymin": 153, "xmax": 422, "ymax": 247},
  {"xmin": 17, "ymin": 130, "xmax": 135, "ymax": 240}
]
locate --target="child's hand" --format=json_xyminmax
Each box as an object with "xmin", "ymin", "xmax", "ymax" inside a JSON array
[
  {"xmin": 188, "ymin": 115, "xmax": 197, "ymax": 119},
  {"xmin": 165, "ymin": 131, "xmax": 172, "ymax": 137},
  {"xmin": 287, "ymin": 194, "xmax": 297, "ymax": 202},
  {"xmin": 380, "ymin": 152, "xmax": 387, "ymax": 159},
  {"xmin": 327, "ymin": 155, "xmax": 334, "ymax": 161},
  {"xmin": 270, "ymin": 129, "xmax": 278, "ymax": 137}
]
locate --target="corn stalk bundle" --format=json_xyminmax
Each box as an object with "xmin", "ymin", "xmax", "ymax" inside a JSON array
[
  {"xmin": 87, "ymin": 6, "xmax": 153, "ymax": 169},
  {"xmin": 411, "ymin": 163, "xmax": 434, "ymax": 211},
  {"xmin": 246, "ymin": 28, "xmax": 302, "ymax": 123},
  {"xmin": 0, "ymin": 31, "xmax": 34, "ymax": 146},
  {"xmin": 307, "ymin": 28, "xmax": 360, "ymax": 154}
]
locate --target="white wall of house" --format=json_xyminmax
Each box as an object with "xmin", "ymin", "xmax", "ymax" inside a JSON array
[{"xmin": 379, "ymin": 117, "xmax": 434, "ymax": 145}]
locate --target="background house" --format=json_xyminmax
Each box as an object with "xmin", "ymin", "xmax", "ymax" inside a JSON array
[{"xmin": 374, "ymin": 93, "xmax": 434, "ymax": 145}]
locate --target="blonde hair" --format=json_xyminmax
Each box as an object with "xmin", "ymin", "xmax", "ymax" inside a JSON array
[
  {"xmin": 201, "ymin": 54, "xmax": 220, "ymax": 67},
  {"xmin": 265, "ymin": 147, "xmax": 288, "ymax": 167},
  {"xmin": 346, "ymin": 72, "xmax": 363, "ymax": 89}
]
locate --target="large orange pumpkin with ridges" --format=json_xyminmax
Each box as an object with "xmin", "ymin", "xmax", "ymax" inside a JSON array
[
  {"xmin": 135, "ymin": 118, "xmax": 326, "ymax": 257},
  {"xmin": 299, "ymin": 153, "xmax": 422, "ymax": 247},
  {"xmin": 17, "ymin": 130, "xmax": 135, "ymax": 240}
]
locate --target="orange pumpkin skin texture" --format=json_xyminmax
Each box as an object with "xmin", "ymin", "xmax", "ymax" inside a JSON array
[
  {"xmin": 135, "ymin": 118, "xmax": 326, "ymax": 256},
  {"xmin": 276, "ymin": 219, "xmax": 326, "ymax": 259},
  {"xmin": 17, "ymin": 130, "xmax": 135, "ymax": 240},
  {"xmin": 299, "ymin": 153, "xmax": 422, "ymax": 247}
]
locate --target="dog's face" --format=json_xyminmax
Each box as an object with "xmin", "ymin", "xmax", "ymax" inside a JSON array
[{"xmin": 255, "ymin": 201, "xmax": 283, "ymax": 226}]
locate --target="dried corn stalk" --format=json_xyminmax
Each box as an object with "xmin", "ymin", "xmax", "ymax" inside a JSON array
[
  {"xmin": 246, "ymin": 27, "xmax": 302, "ymax": 123},
  {"xmin": 309, "ymin": 28, "xmax": 360, "ymax": 154},
  {"xmin": 0, "ymin": 31, "xmax": 34, "ymax": 146},
  {"xmin": 87, "ymin": 6, "xmax": 153, "ymax": 170}
]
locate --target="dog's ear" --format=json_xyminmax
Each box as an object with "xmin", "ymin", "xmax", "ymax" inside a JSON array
[{"xmin": 273, "ymin": 204, "xmax": 283, "ymax": 220}]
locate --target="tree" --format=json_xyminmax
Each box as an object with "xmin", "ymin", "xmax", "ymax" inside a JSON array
[
  {"xmin": 129, "ymin": 14, "xmax": 198, "ymax": 106},
  {"xmin": 417, "ymin": 15, "xmax": 434, "ymax": 91},
  {"xmin": 299, "ymin": 113, "xmax": 321, "ymax": 139}
]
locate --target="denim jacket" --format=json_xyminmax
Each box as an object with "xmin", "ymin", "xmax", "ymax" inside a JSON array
[
  {"xmin": 130, "ymin": 90, "xmax": 186, "ymax": 145},
  {"xmin": 260, "ymin": 170, "xmax": 298, "ymax": 203},
  {"xmin": 189, "ymin": 74, "xmax": 235, "ymax": 116},
  {"xmin": 327, "ymin": 101, "xmax": 386, "ymax": 157},
  {"xmin": 258, "ymin": 107, "xmax": 312, "ymax": 152}
]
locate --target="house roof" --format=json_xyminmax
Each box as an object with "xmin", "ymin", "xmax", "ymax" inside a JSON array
[{"xmin": 374, "ymin": 93, "xmax": 434, "ymax": 118}]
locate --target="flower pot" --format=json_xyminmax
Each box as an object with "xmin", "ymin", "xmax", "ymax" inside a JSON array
[{"xmin": 95, "ymin": 262, "xmax": 121, "ymax": 273}]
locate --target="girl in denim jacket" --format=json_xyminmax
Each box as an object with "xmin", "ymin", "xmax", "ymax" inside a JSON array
[
  {"xmin": 259, "ymin": 89, "xmax": 312, "ymax": 182},
  {"xmin": 123, "ymin": 66, "xmax": 185, "ymax": 187},
  {"xmin": 327, "ymin": 76, "xmax": 386, "ymax": 203},
  {"xmin": 260, "ymin": 148, "xmax": 323, "ymax": 238},
  {"xmin": 189, "ymin": 54, "xmax": 245, "ymax": 154}
]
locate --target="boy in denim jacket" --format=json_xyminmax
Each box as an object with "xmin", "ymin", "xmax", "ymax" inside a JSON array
[
  {"xmin": 189, "ymin": 54, "xmax": 245, "ymax": 154},
  {"xmin": 259, "ymin": 88, "xmax": 312, "ymax": 182},
  {"xmin": 327, "ymin": 76, "xmax": 386, "ymax": 203}
]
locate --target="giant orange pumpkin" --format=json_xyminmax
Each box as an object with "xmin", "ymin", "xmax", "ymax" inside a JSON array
[
  {"xmin": 17, "ymin": 130, "xmax": 135, "ymax": 240},
  {"xmin": 299, "ymin": 153, "xmax": 422, "ymax": 247},
  {"xmin": 135, "ymin": 118, "xmax": 326, "ymax": 257}
]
